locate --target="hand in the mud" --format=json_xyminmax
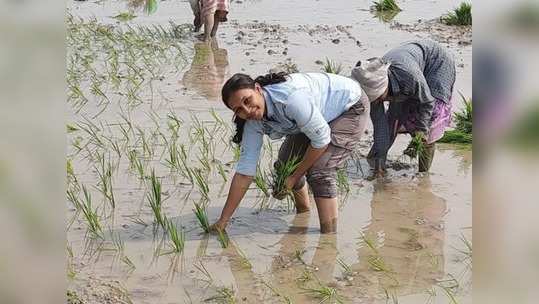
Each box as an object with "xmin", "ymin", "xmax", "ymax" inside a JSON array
[
  {"xmin": 284, "ymin": 175, "xmax": 297, "ymax": 192},
  {"xmin": 209, "ymin": 219, "xmax": 227, "ymax": 233}
]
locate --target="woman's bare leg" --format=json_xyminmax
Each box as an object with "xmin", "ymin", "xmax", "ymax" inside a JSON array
[
  {"xmin": 314, "ymin": 197, "xmax": 338, "ymax": 233},
  {"xmin": 203, "ymin": 13, "xmax": 214, "ymax": 41},
  {"xmin": 293, "ymin": 183, "xmax": 310, "ymax": 213},
  {"xmin": 210, "ymin": 13, "xmax": 221, "ymax": 37}
]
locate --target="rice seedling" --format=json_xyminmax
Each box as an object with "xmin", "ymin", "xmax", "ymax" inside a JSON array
[
  {"xmin": 403, "ymin": 133, "xmax": 426, "ymax": 159},
  {"xmin": 373, "ymin": 8, "xmax": 401, "ymax": 22},
  {"xmin": 80, "ymin": 185, "xmax": 103, "ymax": 239},
  {"xmin": 216, "ymin": 162, "xmax": 228, "ymax": 182},
  {"xmin": 321, "ymin": 58, "xmax": 343, "ymax": 75},
  {"xmin": 302, "ymin": 282, "xmax": 344, "ymax": 304},
  {"xmin": 198, "ymin": 152, "xmax": 212, "ymax": 173},
  {"xmin": 165, "ymin": 139, "xmax": 181, "ymax": 170},
  {"xmin": 176, "ymin": 144, "xmax": 194, "ymax": 182},
  {"xmin": 439, "ymin": 94, "xmax": 472, "ymax": 144},
  {"xmin": 121, "ymin": 255, "xmax": 136, "ymax": 272},
  {"xmin": 193, "ymin": 201, "xmax": 210, "ymax": 233},
  {"xmin": 262, "ymin": 281, "xmax": 292, "ymax": 304},
  {"xmin": 193, "ymin": 168, "xmax": 210, "ymax": 200},
  {"xmin": 359, "ymin": 233, "xmax": 379, "ymax": 255},
  {"xmin": 95, "ymin": 153, "xmax": 116, "ymax": 209},
  {"xmin": 164, "ymin": 218, "xmax": 185, "ymax": 254},
  {"xmin": 438, "ymin": 130, "xmax": 472, "ymax": 144},
  {"xmin": 254, "ymin": 167, "xmax": 270, "ymax": 197},
  {"xmin": 294, "ymin": 249, "xmax": 307, "ymax": 265},
  {"xmin": 216, "ymin": 228, "xmax": 229, "ymax": 249},
  {"xmin": 296, "ymin": 269, "xmax": 314, "ymax": 284},
  {"xmin": 193, "ymin": 260, "xmax": 213, "ymax": 287},
  {"xmin": 231, "ymin": 241, "xmax": 252, "ymax": 269},
  {"xmin": 112, "ymin": 12, "xmax": 137, "ymax": 22},
  {"xmin": 147, "ymin": 170, "xmax": 165, "ymax": 228},
  {"xmin": 442, "ymin": 2, "xmax": 472, "ymax": 26},
  {"xmin": 205, "ymin": 286, "xmax": 236, "ymax": 304},
  {"xmin": 67, "ymin": 245, "xmax": 77, "ymax": 279},
  {"xmin": 336, "ymin": 169, "xmax": 350, "ymax": 193},
  {"xmin": 383, "ymin": 287, "xmax": 399, "ymax": 304},
  {"xmin": 372, "ymin": 0, "xmax": 402, "ymax": 12},
  {"xmin": 454, "ymin": 94, "xmax": 473, "ymax": 134},
  {"xmin": 368, "ymin": 256, "xmax": 392, "ymax": 273},
  {"xmin": 272, "ymin": 155, "xmax": 302, "ymax": 200},
  {"xmin": 337, "ymin": 257, "xmax": 353, "ymax": 277},
  {"xmin": 128, "ymin": 150, "xmax": 146, "ymax": 179}
]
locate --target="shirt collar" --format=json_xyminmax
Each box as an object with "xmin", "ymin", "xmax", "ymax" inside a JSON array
[{"xmin": 262, "ymin": 88, "xmax": 275, "ymax": 121}]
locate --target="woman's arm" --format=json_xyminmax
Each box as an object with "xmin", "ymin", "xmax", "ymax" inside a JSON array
[{"xmin": 213, "ymin": 172, "xmax": 253, "ymax": 230}]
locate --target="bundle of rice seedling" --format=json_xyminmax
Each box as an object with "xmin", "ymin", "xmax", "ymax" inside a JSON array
[{"xmin": 272, "ymin": 155, "xmax": 302, "ymax": 200}]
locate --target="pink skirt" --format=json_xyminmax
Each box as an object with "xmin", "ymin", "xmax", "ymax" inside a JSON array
[
  {"xmin": 398, "ymin": 98, "xmax": 453, "ymax": 144},
  {"xmin": 201, "ymin": 0, "xmax": 230, "ymax": 22}
]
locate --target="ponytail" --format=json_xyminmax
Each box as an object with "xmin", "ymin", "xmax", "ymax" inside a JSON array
[{"xmin": 222, "ymin": 72, "xmax": 288, "ymax": 145}]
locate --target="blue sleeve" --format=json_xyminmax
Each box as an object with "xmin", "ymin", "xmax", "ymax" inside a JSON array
[
  {"xmin": 235, "ymin": 120, "xmax": 263, "ymax": 177},
  {"xmin": 285, "ymin": 90, "xmax": 331, "ymax": 148}
]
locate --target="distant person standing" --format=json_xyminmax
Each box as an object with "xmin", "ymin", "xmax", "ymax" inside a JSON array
[
  {"xmin": 189, "ymin": 0, "xmax": 202, "ymax": 32},
  {"xmin": 190, "ymin": 0, "xmax": 230, "ymax": 41},
  {"xmin": 352, "ymin": 40, "xmax": 456, "ymax": 175}
]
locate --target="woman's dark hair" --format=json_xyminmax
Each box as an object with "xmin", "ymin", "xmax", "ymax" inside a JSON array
[{"xmin": 222, "ymin": 72, "xmax": 288, "ymax": 144}]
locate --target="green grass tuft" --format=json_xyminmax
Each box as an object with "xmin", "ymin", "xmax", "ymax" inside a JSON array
[
  {"xmin": 321, "ymin": 58, "xmax": 343, "ymax": 75},
  {"xmin": 373, "ymin": 0, "xmax": 402, "ymax": 12},
  {"xmin": 193, "ymin": 201, "xmax": 210, "ymax": 233},
  {"xmin": 165, "ymin": 218, "xmax": 185, "ymax": 254},
  {"xmin": 442, "ymin": 2, "xmax": 472, "ymax": 26},
  {"xmin": 272, "ymin": 155, "xmax": 302, "ymax": 200},
  {"xmin": 147, "ymin": 170, "xmax": 165, "ymax": 229},
  {"xmin": 440, "ymin": 94, "xmax": 472, "ymax": 144}
]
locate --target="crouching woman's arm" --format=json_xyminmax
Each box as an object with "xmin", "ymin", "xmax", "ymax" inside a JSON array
[{"xmin": 213, "ymin": 172, "xmax": 253, "ymax": 230}]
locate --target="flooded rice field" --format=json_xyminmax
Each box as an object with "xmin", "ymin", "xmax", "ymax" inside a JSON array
[{"xmin": 66, "ymin": 0, "xmax": 472, "ymax": 303}]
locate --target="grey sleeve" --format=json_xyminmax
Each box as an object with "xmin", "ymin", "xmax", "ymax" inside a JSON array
[
  {"xmin": 413, "ymin": 73, "xmax": 435, "ymax": 132},
  {"xmin": 369, "ymin": 100, "xmax": 392, "ymax": 161}
]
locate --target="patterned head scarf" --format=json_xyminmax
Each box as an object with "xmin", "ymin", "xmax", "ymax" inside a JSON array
[{"xmin": 351, "ymin": 57, "xmax": 390, "ymax": 102}]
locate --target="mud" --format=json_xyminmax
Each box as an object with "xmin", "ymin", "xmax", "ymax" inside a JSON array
[{"xmin": 67, "ymin": 0, "xmax": 472, "ymax": 303}]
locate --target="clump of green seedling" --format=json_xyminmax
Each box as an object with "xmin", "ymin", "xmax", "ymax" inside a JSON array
[
  {"xmin": 439, "ymin": 94, "xmax": 472, "ymax": 144},
  {"xmin": 217, "ymin": 228, "xmax": 229, "ymax": 248},
  {"xmin": 164, "ymin": 218, "xmax": 185, "ymax": 254},
  {"xmin": 112, "ymin": 12, "xmax": 137, "ymax": 22},
  {"xmin": 403, "ymin": 133, "xmax": 426, "ymax": 159},
  {"xmin": 337, "ymin": 257, "xmax": 354, "ymax": 277},
  {"xmin": 80, "ymin": 185, "xmax": 103, "ymax": 239},
  {"xmin": 372, "ymin": 0, "xmax": 402, "ymax": 12},
  {"xmin": 147, "ymin": 170, "xmax": 165, "ymax": 229},
  {"xmin": 441, "ymin": 2, "xmax": 472, "ymax": 26},
  {"xmin": 321, "ymin": 57, "xmax": 343, "ymax": 74},
  {"xmin": 254, "ymin": 167, "xmax": 270, "ymax": 197},
  {"xmin": 302, "ymin": 281, "xmax": 344, "ymax": 304},
  {"xmin": 193, "ymin": 201, "xmax": 210, "ymax": 233},
  {"xmin": 272, "ymin": 155, "xmax": 302, "ymax": 200}
]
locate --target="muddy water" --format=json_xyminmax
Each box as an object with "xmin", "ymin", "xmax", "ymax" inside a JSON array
[{"xmin": 67, "ymin": 0, "xmax": 471, "ymax": 303}]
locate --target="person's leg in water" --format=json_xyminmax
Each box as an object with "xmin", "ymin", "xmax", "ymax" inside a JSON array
[
  {"xmin": 418, "ymin": 142, "xmax": 435, "ymax": 172},
  {"xmin": 210, "ymin": 11, "xmax": 225, "ymax": 37},
  {"xmin": 309, "ymin": 98, "xmax": 370, "ymax": 233},
  {"xmin": 292, "ymin": 183, "xmax": 310, "ymax": 213},
  {"xmin": 202, "ymin": 12, "xmax": 215, "ymax": 41}
]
